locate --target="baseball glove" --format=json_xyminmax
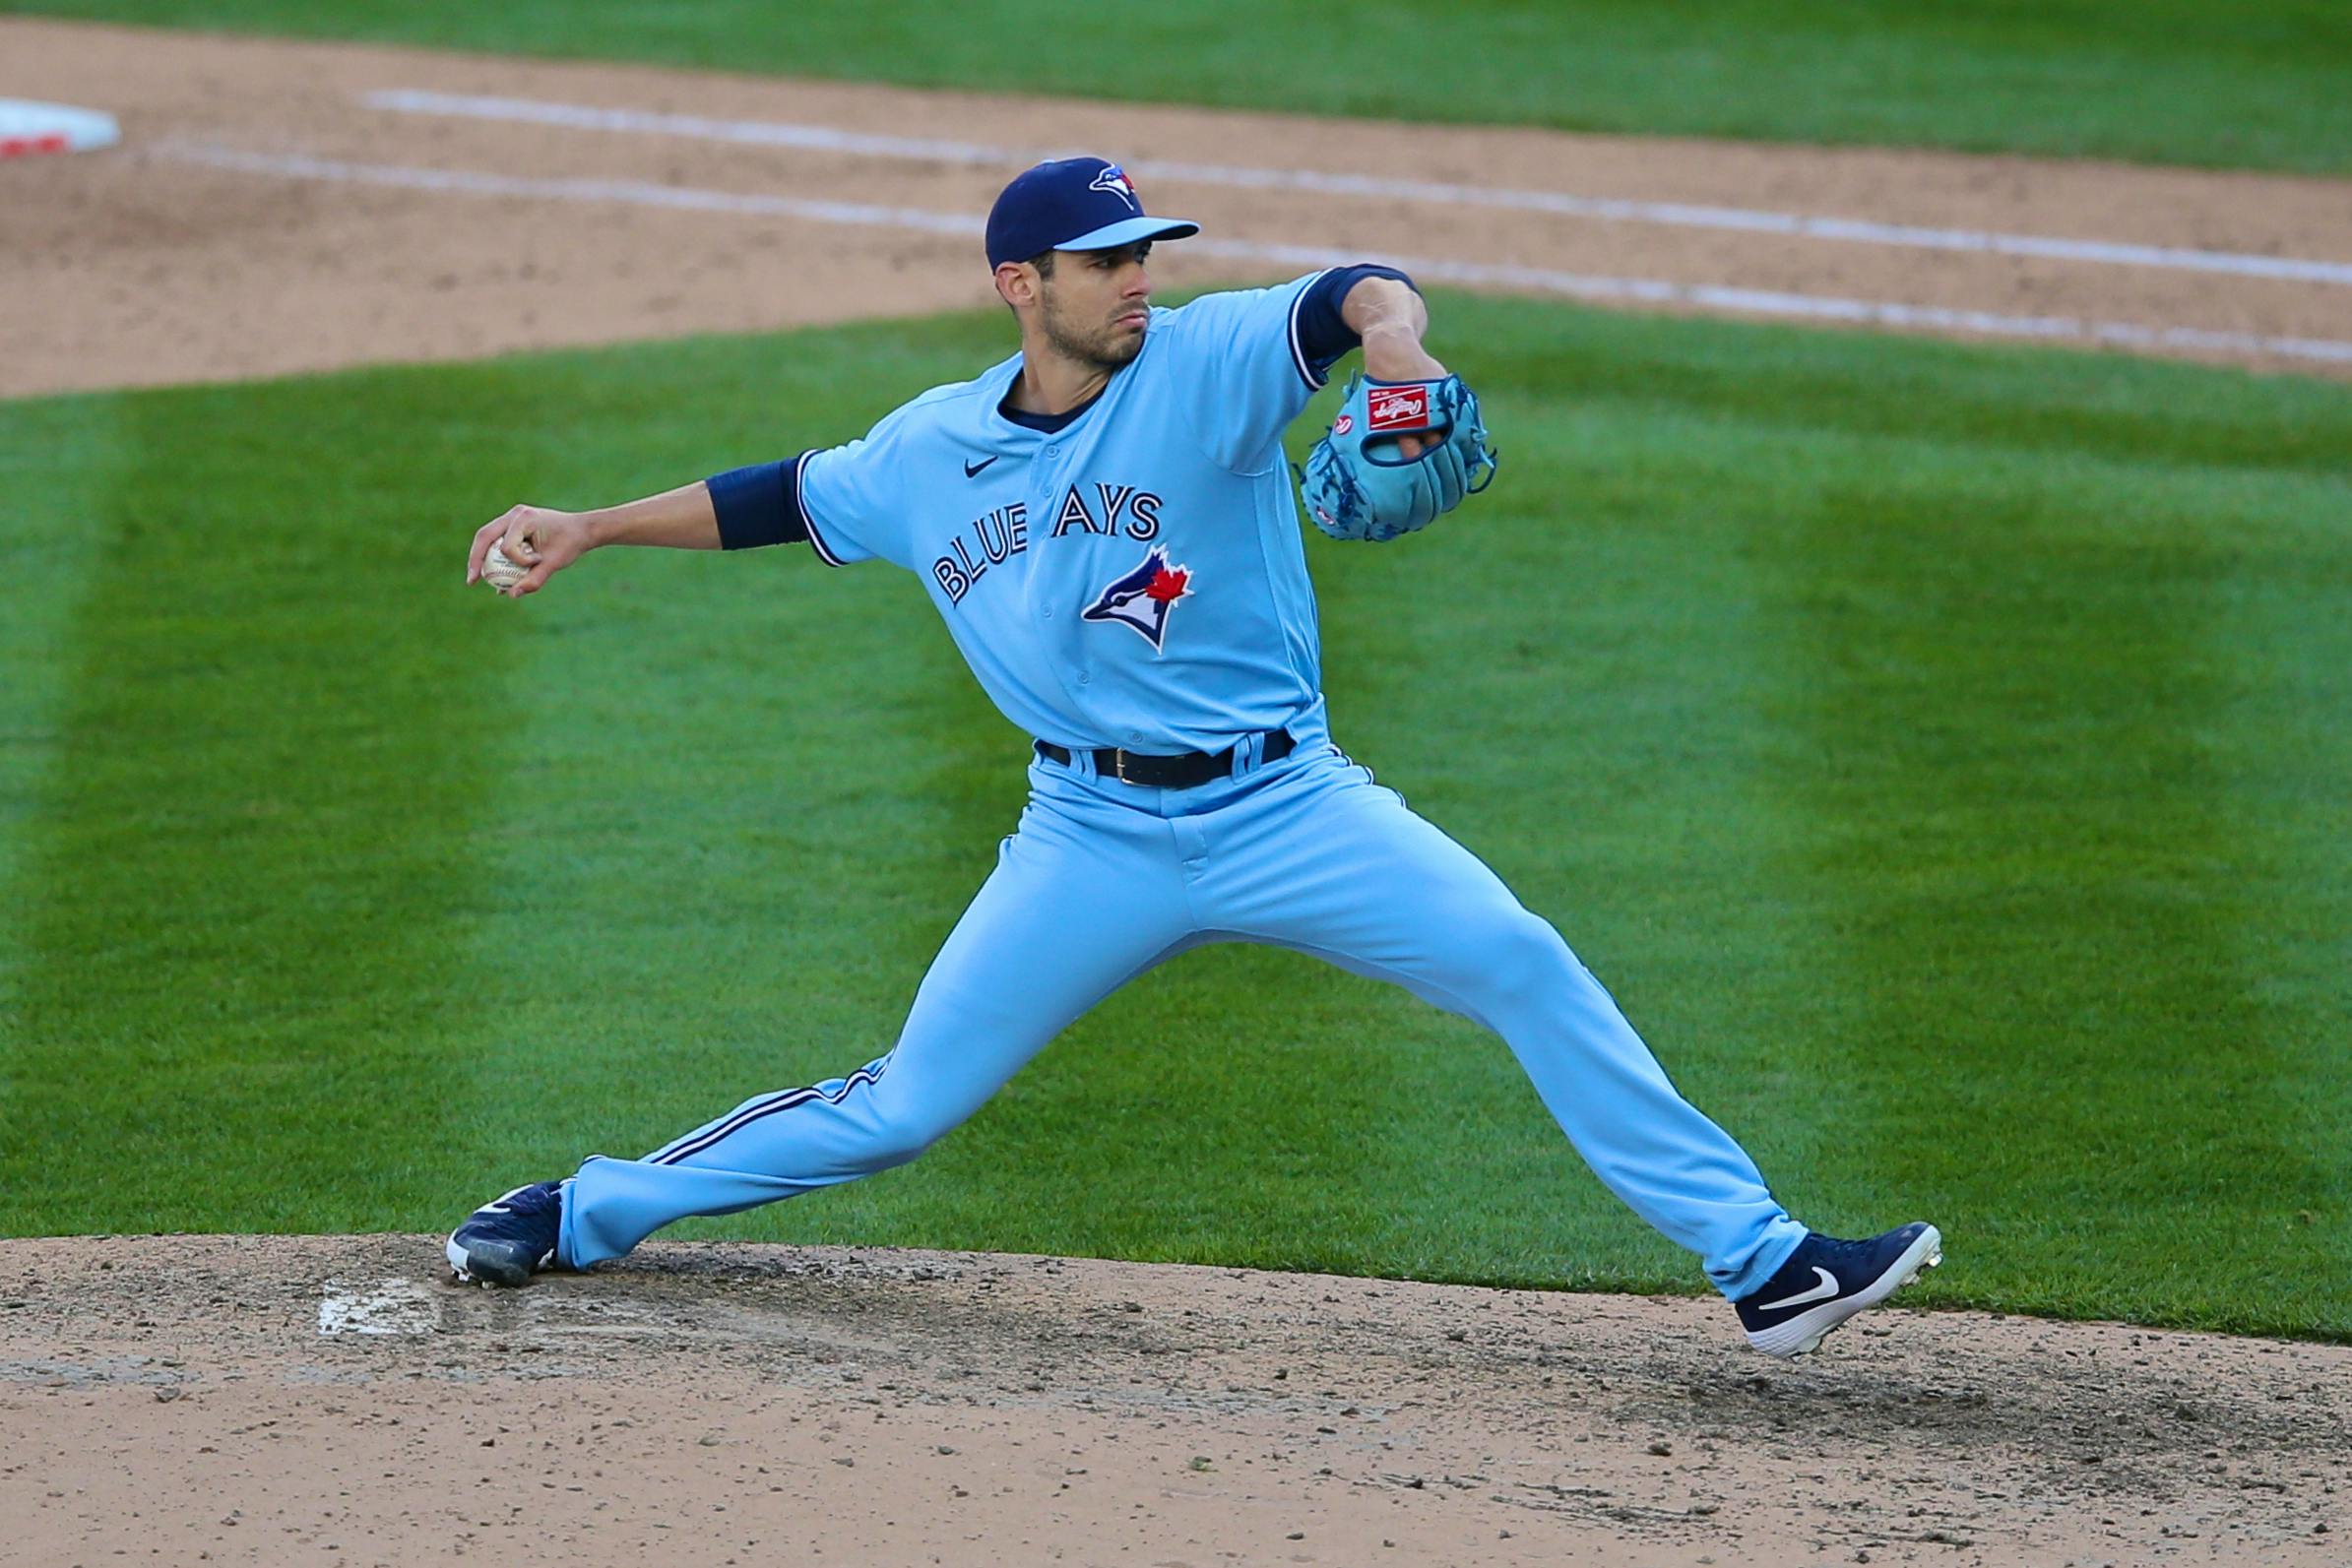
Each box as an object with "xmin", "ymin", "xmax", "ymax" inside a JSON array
[{"xmin": 1299, "ymin": 373, "xmax": 1497, "ymax": 543}]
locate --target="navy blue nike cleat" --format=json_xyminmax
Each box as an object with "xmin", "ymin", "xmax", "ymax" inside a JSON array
[
  {"xmin": 1736, "ymin": 1223, "xmax": 1942, "ymax": 1357},
  {"xmin": 445, "ymin": 1181, "xmax": 564, "ymax": 1287}
]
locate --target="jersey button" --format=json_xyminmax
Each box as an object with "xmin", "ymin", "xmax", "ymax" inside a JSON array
[
  {"xmin": 1045, "ymin": 446, "xmax": 1058, "ymax": 456},
  {"xmin": 1078, "ymin": 672, "xmax": 1091, "ymax": 686},
  {"xmin": 1041, "ymin": 605, "xmax": 1052, "ymax": 619}
]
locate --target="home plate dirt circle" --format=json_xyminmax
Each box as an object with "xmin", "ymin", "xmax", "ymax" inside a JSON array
[{"xmin": 3, "ymin": 1234, "xmax": 2347, "ymax": 1565}]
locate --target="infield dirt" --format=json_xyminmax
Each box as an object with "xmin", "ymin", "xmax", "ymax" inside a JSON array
[
  {"xmin": 4, "ymin": 18, "xmax": 2352, "ymax": 399},
  {"xmin": 5, "ymin": 17, "xmax": 2351, "ymax": 1567},
  {"xmin": 5, "ymin": 1235, "xmax": 2350, "ymax": 1567}
]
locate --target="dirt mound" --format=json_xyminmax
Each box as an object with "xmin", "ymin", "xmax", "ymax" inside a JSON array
[{"xmin": 3, "ymin": 1234, "xmax": 2344, "ymax": 1565}]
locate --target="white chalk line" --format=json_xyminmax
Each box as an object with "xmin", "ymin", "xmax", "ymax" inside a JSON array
[
  {"xmin": 165, "ymin": 140, "xmax": 987, "ymax": 232},
  {"xmin": 156, "ymin": 141, "xmax": 2352, "ymax": 367},
  {"xmin": 360, "ymin": 89, "xmax": 2352, "ymax": 289}
]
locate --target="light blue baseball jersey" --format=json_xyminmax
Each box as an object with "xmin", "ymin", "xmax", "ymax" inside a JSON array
[{"xmin": 789, "ymin": 273, "xmax": 1335, "ymax": 755}]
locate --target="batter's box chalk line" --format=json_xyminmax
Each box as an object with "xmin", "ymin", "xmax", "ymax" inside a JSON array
[{"xmin": 0, "ymin": 99, "xmax": 119, "ymax": 158}]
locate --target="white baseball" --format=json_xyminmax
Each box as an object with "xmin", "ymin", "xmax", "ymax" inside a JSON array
[{"xmin": 481, "ymin": 541, "xmax": 528, "ymax": 592}]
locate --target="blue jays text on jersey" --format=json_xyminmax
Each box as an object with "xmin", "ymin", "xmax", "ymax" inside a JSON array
[{"xmin": 931, "ymin": 483, "xmax": 1169, "ymax": 606}]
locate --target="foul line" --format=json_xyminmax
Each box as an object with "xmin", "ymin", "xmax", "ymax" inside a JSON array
[
  {"xmin": 157, "ymin": 142, "xmax": 2352, "ymax": 367},
  {"xmin": 361, "ymin": 89, "xmax": 2352, "ymax": 289}
]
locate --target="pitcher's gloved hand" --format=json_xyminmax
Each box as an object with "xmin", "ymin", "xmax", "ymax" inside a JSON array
[{"xmin": 1299, "ymin": 373, "xmax": 1497, "ymax": 543}]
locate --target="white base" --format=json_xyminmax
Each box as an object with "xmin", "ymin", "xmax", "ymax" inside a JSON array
[{"xmin": 0, "ymin": 98, "xmax": 120, "ymax": 157}]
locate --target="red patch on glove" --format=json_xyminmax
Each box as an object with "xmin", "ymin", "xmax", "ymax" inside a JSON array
[{"xmin": 1367, "ymin": 385, "xmax": 1431, "ymax": 431}]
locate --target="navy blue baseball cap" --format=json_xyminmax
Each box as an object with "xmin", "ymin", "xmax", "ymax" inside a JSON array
[{"xmin": 985, "ymin": 157, "xmax": 1199, "ymax": 269}]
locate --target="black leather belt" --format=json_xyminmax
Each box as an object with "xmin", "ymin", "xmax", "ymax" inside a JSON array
[{"xmin": 1036, "ymin": 728, "xmax": 1296, "ymax": 788}]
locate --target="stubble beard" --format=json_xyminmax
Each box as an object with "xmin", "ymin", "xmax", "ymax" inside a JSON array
[{"xmin": 1041, "ymin": 290, "xmax": 1145, "ymax": 373}]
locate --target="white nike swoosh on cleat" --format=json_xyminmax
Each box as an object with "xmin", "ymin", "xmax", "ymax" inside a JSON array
[{"xmin": 1755, "ymin": 1267, "xmax": 1841, "ymax": 1312}]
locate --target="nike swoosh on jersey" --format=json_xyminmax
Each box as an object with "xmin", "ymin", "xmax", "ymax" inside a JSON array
[
  {"xmin": 1754, "ymin": 1267, "xmax": 1840, "ymax": 1312},
  {"xmin": 964, "ymin": 456, "xmax": 999, "ymax": 478}
]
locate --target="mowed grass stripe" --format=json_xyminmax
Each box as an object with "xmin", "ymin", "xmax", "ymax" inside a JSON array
[
  {"xmin": 0, "ymin": 397, "xmax": 126, "ymax": 1140},
  {"xmin": 428, "ymin": 327, "xmax": 1010, "ymax": 1207},
  {"xmin": 2213, "ymin": 541, "xmax": 2352, "ymax": 1290},
  {"xmin": 10, "ymin": 1, "xmax": 2350, "ymax": 173},
  {"xmin": 0, "ymin": 398, "xmax": 121, "ymax": 885},
  {"xmin": 1764, "ymin": 452, "xmax": 2315, "ymax": 1322},
  {"xmin": 1699, "ymin": 335, "xmax": 2349, "ymax": 1334},
  {"xmin": 1555, "ymin": 315, "xmax": 2352, "ymax": 1337},
  {"xmin": 0, "ymin": 375, "xmax": 536, "ymax": 1234}
]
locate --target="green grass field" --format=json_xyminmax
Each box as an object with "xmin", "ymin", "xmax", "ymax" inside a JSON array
[
  {"xmin": 5, "ymin": 297, "xmax": 2348, "ymax": 1339},
  {"xmin": 10, "ymin": 0, "xmax": 2351, "ymax": 174}
]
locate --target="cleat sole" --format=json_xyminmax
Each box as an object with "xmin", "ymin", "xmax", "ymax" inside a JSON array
[{"xmin": 445, "ymin": 1232, "xmax": 539, "ymax": 1288}]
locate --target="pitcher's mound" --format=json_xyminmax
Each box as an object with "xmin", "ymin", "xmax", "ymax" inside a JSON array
[
  {"xmin": 1, "ymin": 1233, "xmax": 2345, "ymax": 1566},
  {"xmin": 0, "ymin": 97, "xmax": 118, "ymax": 157}
]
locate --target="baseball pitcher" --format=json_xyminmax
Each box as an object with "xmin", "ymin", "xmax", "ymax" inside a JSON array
[{"xmin": 450, "ymin": 157, "xmax": 1939, "ymax": 1357}]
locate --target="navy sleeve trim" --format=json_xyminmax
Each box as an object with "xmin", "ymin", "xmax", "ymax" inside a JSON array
[
  {"xmin": 1290, "ymin": 264, "xmax": 1419, "ymax": 385},
  {"xmin": 795, "ymin": 454, "xmax": 851, "ymax": 567},
  {"xmin": 1285, "ymin": 269, "xmax": 1333, "ymax": 390},
  {"xmin": 707, "ymin": 455, "xmax": 809, "ymax": 551}
]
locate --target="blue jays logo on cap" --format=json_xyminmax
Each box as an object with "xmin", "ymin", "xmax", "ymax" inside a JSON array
[
  {"xmin": 1082, "ymin": 547, "xmax": 1193, "ymax": 652},
  {"xmin": 985, "ymin": 157, "xmax": 1200, "ymax": 269},
  {"xmin": 1087, "ymin": 163, "xmax": 1140, "ymax": 210}
]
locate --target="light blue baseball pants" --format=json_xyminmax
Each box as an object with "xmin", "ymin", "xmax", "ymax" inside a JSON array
[{"xmin": 559, "ymin": 709, "xmax": 1808, "ymax": 1298}]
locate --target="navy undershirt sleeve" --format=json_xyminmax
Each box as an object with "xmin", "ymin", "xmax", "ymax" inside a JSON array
[
  {"xmin": 1293, "ymin": 264, "xmax": 1419, "ymax": 378},
  {"xmin": 706, "ymin": 455, "xmax": 811, "ymax": 551}
]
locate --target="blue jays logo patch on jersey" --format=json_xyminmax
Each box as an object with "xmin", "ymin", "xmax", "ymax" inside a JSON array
[
  {"xmin": 1089, "ymin": 163, "xmax": 1141, "ymax": 211},
  {"xmin": 1082, "ymin": 547, "xmax": 1192, "ymax": 651}
]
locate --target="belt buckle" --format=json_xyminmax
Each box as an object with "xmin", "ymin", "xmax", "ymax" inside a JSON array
[{"xmin": 1111, "ymin": 749, "xmax": 1137, "ymax": 784}]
